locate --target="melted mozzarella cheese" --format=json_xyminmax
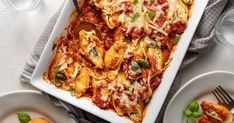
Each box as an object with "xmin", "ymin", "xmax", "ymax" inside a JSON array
[
  {"xmin": 167, "ymin": 0, "xmax": 189, "ymax": 23},
  {"xmin": 100, "ymin": 95, "xmax": 108, "ymax": 101},
  {"xmin": 70, "ymin": 63, "xmax": 80, "ymax": 78}
]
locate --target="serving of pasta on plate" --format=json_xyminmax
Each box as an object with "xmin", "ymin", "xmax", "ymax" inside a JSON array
[{"xmin": 43, "ymin": 0, "xmax": 194, "ymax": 122}]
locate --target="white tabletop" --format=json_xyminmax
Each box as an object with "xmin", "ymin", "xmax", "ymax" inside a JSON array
[
  {"xmin": 0, "ymin": 0, "xmax": 234, "ymax": 107},
  {"xmin": 0, "ymin": 0, "xmax": 64, "ymax": 93}
]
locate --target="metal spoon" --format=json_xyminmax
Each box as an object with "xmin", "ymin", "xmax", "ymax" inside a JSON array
[{"xmin": 72, "ymin": 0, "xmax": 102, "ymax": 39}]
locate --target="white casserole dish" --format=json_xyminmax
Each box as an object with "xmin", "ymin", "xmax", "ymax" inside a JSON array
[{"xmin": 31, "ymin": 0, "xmax": 209, "ymax": 122}]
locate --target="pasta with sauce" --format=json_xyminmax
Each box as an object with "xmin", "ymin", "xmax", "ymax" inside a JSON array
[{"xmin": 43, "ymin": 0, "xmax": 194, "ymax": 122}]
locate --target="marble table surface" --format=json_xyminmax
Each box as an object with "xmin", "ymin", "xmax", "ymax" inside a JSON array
[{"xmin": 0, "ymin": 0, "xmax": 233, "ymax": 119}]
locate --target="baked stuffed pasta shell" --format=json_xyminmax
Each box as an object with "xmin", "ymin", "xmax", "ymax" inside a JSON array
[{"xmin": 199, "ymin": 101, "xmax": 233, "ymax": 123}]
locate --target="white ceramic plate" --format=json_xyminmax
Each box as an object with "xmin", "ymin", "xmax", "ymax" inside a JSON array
[
  {"xmin": 0, "ymin": 90, "xmax": 75, "ymax": 123},
  {"xmin": 163, "ymin": 71, "xmax": 234, "ymax": 123},
  {"xmin": 31, "ymin": 0, "xmax": 209, "ymax": 122}
]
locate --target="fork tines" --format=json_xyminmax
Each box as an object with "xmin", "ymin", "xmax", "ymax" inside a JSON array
[{"xmin": 212, "ymin": 85, "xmax": 234, "ymax": 109}]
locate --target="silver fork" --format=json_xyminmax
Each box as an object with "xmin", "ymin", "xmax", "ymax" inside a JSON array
[{"xmin": 212, "ymin": 85, "xmax": 234, "ymax": 113}]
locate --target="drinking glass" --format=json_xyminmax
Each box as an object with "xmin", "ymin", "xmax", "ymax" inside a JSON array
[
  {"xmin": 2, "ymin": 0, "xmax": 41, "ymax": 11},
  {"xmin": 215, "ymin": 9, "xmax": 234, "ymax": 47}
]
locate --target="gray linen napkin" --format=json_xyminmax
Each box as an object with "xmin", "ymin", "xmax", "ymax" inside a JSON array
[{"xmin": 20, "ymin": 0, "xmax": 234, "ymax": 122}]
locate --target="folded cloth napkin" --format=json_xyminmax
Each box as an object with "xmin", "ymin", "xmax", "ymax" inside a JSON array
[{"xmin": 20, "ymin": 0, "xmax": 234, "ymax": 122}]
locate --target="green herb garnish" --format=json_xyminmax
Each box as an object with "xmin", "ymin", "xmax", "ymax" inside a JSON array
[
  {"xmin": 91, "ymin": 48, "xmax": 99, "ymax": 56},
  {"xmin": 131, "ymin": 59, "xmax": 149, "ymax": 74},
  {"xmin": 192, "ymin": 111, "xmax": 202, "ymax": 118},
  {"xmin": 132, "ymin": 13, "xmax": 140, "ymax": 22},
  {"xmin": 57, "ymin": 73, "xmax": 66, "ymax": 79},
  {"xmin": 188, "ymin": 101, "xmax": 199, "ymax": 112},
  {"xmin": 131, "ymin": 61, "xmax": 140, "ymax": 71},
  {"xmin": 17, "ymin": 112, "xmax": 31, "ymax": 123},
  {"xmin": 129, "ymin": 81, "xmax": 134, "ymax": 92},
  {"xmin": 149, "ymin": 42, "xmax": 157, "ymax": 48},
  {"xmin": 55, "ymin": 64, "xmax": 60, "ymax": 71},
  {"xmin": 137, "ymin": 59, "xmax": 149, "ymax": 68},
  {"xmin": 133, "ymin": 0, "xmax": 138, "ymax": 4},
  {"xmin": 135, "ymin": 69, "xmax": 142, "ymax": 74},
  {"xmin": 183, "ymin": 100, "xmax": 202, "ymax": 123},
  {"xmin": 148, "ymin": 11, "xmax": 156, "ymax": 18},
  {"xmin": 53, "ymin": 64, "xmax": 61, "ymax": 86},
  {"xmin": 183, "ymin": 109, "xmax": 193, "ymax": 118},
  {"xmin": 175, "ymin": 34, "xmax": 181, "ymax": 43},
  {"xmin": 54, "ymin": 79, "xmax": 61, "ymax": 86},
  {"xmin": 131, "ymin": 61, "xmax": 142, "ymax": 74}
]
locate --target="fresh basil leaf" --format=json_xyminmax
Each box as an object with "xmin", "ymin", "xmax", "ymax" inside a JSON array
[
  {"xmin": 192, "ymin": 111, "xmax": 202, "ymax": 118},
  {"xmin": 132, "ymin": 13, "xmax": 140, "ymax": 22},
  {"xmin": 135, "ymin": 68, "xmax": 142, "ymax": 74},
  {"xmin": 131, "ymin": 61, "xmax": 140, "ymax": 71},
  {"xmin": 183, "ymin": 109, "xmax": 193, "ymax": 118},
  {"xmin": 188, "ymin": 101, "xmax": 199, "ymax": 112},
  {"xmin": 137, "ymin": 59, "xmax": 149, "ymax": 68},
  {"xmin": 175, "ymin": 34, "xmax": 181, "ymax": 43},
  {"xmin": 17, "ymin": 112, "xmax": 31, "ymax": 123},
  {"xmin": 149, "ymin": 42, "xmax": 157, "ymax": 48},
  {"xmin": 131, "ymin": 61, "xmax": 142, "ymax": 74},
  {"xmin": 133, "ymin": 0, "xmax": 138, "ymax": 4},
  {"xmin": 56, "ymin": 73, "xmax": 66, "ymax": 79},
  {"xmin": 148, "ymin": 11, "xmax": 155, "ymax": 18}
]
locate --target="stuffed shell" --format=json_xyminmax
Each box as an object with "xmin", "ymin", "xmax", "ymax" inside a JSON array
[{"xmin": 199, "ymin": 101, "xmax": 234, "ymax": 123}]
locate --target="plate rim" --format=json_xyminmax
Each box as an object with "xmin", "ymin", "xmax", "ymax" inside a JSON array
[
  {"xmin": 0, "ymin": 90, "xmax": 42, "ymax": 98},
  {"xmin": 163, "ymin": 70, "xmax": 234, "ymax": 122},
  {"xmin": 0, "ymin": 90, "xmax": 76, "ymax": 123}
]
